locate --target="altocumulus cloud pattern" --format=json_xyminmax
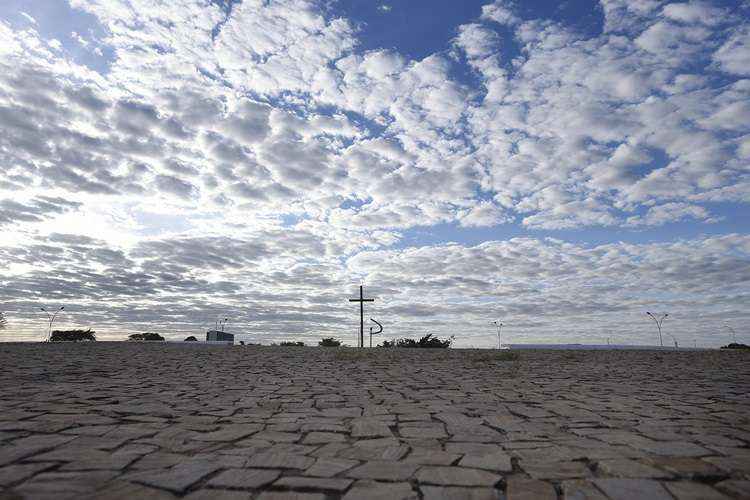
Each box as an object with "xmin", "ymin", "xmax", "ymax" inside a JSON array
[{"xmin": 0, "ymin": 0, "xmax": 748, "ymax": 345}]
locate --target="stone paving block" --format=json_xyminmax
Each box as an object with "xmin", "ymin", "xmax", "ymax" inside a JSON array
[
  {"xmin": 398, "ymin": 422, "xmax": 447, "ymax": 439},
  {"xmin": 130, "ymin": 460, "xmax": 220, "ymax": 493},
  {"xmin": 415, "ymin": 466, "xmax": 501, "ymax": 487},
  {"xmin": 561, "ymin": 479, "xmax": 609, "ymax": 500},
  {"xmin": 347, "ymin": 461, "xmax": 419, "ymax": 481},
  {"xmin": 302, "ymin": 431, "xmax": 347, "ymax": 444},
  {"xmin": 351, "ymin": 419, "xmax": 393, "ymax": 438},
  {"xmin": 193, "ymin": 424, "xmax": 263, "ymax": 442},
  {"xmin": 338, "ymin": 444, "xmax": 410, "ymax": 461},
  {"xmin": 246, "ymin": 452, "xmax": 315, "ymax": 470},
  {"xmin": 663, "ymin": 481, "xmax": 731, "ymax": 500},
  {"xmin": 342, "ymin": 480, "xmax": 417, "ymax": 500},
  {"xmin": 648, "ymin": 456, "xmax": 725, "ymax": 478},
  {"xmin": 274, "ymin": 476, "xmax": 353, "ymax": 492},
  {"xmin": 251, "ymin": 431, "xmax": 301, "ymax": 443},
  {"xmin": 522, "ymin": 459, "xmax": 591, "ymax": 480},
  {"xmin": 14, "ymin": 471, "xmax": 119, "ymax": 500},
  {"xmin": 207, "ymin": 468, "xmax": 281, "ymax": 489},
  {"xmin": 458, "ymin": 451, "xmax": 513, "ymax": 472},
  {"xmin": 183, "ymin": 490, "xmax": 250, "ymax": 500},
  {"xmin": 593, "ymin": 478, "xmax": 673, "ymax": 500},
  {"xmin": 0, "ymin": 462, "xmax": 55, "ymax": 488},
  {"xmin": 404, "ymin": 448, "xmax": 460, "ymax": 465},
  {"xmin": 505, "ymin": 477, "xmax": 557, "ymax": 500},
  {"xmin": 304, "ymin": 457, "xmax": 360, "ymax": 477},
  {"xmin": 84, "ymin": 480, "xmax": 179, "ymax": 500},
  {"xmin": 256, "ymin": 492, "xmax": 326, "ymax": 500},
  {"xmin": 419, "ymin": 486, "xmax": 501, "ymax": 499},
  {"xmin": 596, "ymin": 458, "xmax": 671, "ymax": 478},
  {"xmin": 715, "ymin": 479, "xmax": 750, "ymax": 498}
]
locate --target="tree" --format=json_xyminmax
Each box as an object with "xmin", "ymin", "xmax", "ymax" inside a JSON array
[
  {"xmin": 184, "ymin": 336, "xmax": 198, "ymax": 342},
  {"xmin": 379, "ymin": 334, "xmax": 453, "ymax": 349},
  {"xmin": 280, "ymin": 341, "xmax": 305, "ymax": 346},
  {"xmin": 128, "ymin": 332, "xmax": 165, "ymax": 341},
  {"xmin": 0, "ymin": 312, "xmax": 6, "ymax": 330},
  {"xmin": 50, "ymin": 329, "xmax": 96, "ymax": 342},
  {"xmin": 319, "ymin": 337, "xmax": 342, "ymax": 347}
]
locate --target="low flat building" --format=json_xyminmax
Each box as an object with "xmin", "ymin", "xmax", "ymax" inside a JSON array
[{"xmin": 206, "ymin": 330, "xmax": 234, "ymax": 342}]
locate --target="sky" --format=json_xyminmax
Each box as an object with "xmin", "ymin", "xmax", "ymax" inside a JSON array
[{"xmin": 0, "ymin": 0, "xmax": 749, "ymax": 347}]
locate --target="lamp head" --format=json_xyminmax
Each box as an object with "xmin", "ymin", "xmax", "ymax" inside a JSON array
[{"xmin": 59, "ymin": 306, "xmax": 64, "ymax": 311}]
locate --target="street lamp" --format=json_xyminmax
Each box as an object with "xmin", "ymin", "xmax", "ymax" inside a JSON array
[
  {"xmin": 41, "ymin": 306, "xmax": 64, "ymax": 342},
  {"xmin": 646, "ymin": 312, "xmax": 668, "ymax": 347},
  {"xmin": 491, "ymin": 321, "xmax": 503, "ymax": 349},
  {"xmin": 724, "ymin": 324, "xmax": 737, "ymax": 344}
]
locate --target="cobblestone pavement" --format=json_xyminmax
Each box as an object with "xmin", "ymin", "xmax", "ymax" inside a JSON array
[{"xmin": 0, "ymin": 344, "xmax": 748, "ymax": 499}]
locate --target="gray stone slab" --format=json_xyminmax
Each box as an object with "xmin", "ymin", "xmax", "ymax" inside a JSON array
[
  {"xmin": 274, "ymin": 476, "xmax": 353, "ymax": 492},
  {"xmin": 347, "ymin": 461, "xmax": 419, "ymax": 481},
  {"xmin": 419, "ymin": 486, "xmax": 501, "ymax": 500},
  {"xmin": 415, "ymin": 466, "xmax": 501, "ymax": 487},
  {"xmin": 131, "ymin": 460, "xmax": 220, "ymax": 493},
  {"xmin": 304, "ymin": 457, "xmax": 360, "ymax": 477},
  {"xmin": 458, "ymin": 452, "xmax": 512, "ymax": 472},
  {"xmin": 343, "ymin": 480, "xmax": 418, "ymax": 500},
  {"xmin": 505, "ymin": 477, "xmax": 556, "ymax": 500},
  {"xmin": 207, "ymin": 468, "xmax": 280, "ymax": 489},
  {"xmin": 593, "ymin": 478, "xmax": 673, "ymax": 500}
]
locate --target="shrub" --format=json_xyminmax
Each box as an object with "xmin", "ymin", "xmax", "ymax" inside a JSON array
[
  {"xmin": 319, "ymin": 337, "xmax": 342, "ymax": 347},
  {"xmin": 184, "ymin": 336, "xmax": 198, "ymax": 342},
  {"xmin": 0, "ymin": 312, "xmax": 6, "ymax": 330},
  {"xmin": 280, "ymin": 341, "xmax": 305, "ymax": 346},
  {"xmin": 50, "ymin": 329, "xmax": 96, "ymax": 342},
  {"xmin": 129, "ymin": 332, "xmax": 165, "ymax": 341},
  {"xmin": 721, "ymin": 343, "xmax": 749, "ymax": 350},
  {"xmin": 379, "ymin": 334, "xmax": 453, "ymax": 349}
]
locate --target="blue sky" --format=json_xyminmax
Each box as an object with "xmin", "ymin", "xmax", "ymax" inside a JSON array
[{"xmin": 0, "ymin": 0, "xmax": 748, "ymax": 346}]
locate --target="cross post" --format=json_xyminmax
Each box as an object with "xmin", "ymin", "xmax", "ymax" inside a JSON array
[{"xmin": 349, "ymin": 285, "xmax": 375, "ymax": 348}]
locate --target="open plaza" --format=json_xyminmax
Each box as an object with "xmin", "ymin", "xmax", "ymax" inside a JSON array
[{"xmin": 0, "ymin": 343, "xmax": 748, "ymax": 499}]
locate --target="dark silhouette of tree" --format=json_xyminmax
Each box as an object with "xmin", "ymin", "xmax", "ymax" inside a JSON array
[
  {"xmin": 280, "ymin": 341, "xmax": 305, "ymax": 346},
  {"xmin": 0, "ymin": 312, "xmax": 6, "ymax": 330},
  {"xmin": 50, "ymin": 329, "xmax": 96, "ymax": 342},
  {"xmin": 184, "ymin": 336, "xmax": 198, "ymax": 342},
  {"xmin": 319, "ymin": 337, "xmax": 342, "ymax": 347},
  {"xmin": 721, "ymin": 343, "xmax": 749, "ymax": 350},
  {"xmin": 379, "ymin": 333, "xmax": 453, "ymax": 349},
  {"xmin": 128, "ymin": 332, "xmax": 165, "ymax": 341}
]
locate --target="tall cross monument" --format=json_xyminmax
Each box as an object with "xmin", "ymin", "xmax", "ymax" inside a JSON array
[{"xmin": 349, "ymin": 285, "xmax": 375, "ymax": 348}]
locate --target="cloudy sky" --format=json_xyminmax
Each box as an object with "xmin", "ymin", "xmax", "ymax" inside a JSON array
[{"xmin": 1, "ymin": 0, "xmax": 748, "ymax": 346}]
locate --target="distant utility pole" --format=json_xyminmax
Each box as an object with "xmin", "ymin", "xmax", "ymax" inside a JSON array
[
  {"xmin": 724, "ymin": 324, "xmax": 737, "ymax": 344},
  {"xmin": 41, "ymin": 306, "xmax": 64, "ymax": 342},
  {"xmin": 646, "ymin": 312, "xmax": 668, "ymax": 347},
  {"xmin": 215, "ymin": 317, "xmax": 228, "ymax": 332},
  {"xmin": 491, "ymin": 321, "xmax": 503, "ymax": 349}
]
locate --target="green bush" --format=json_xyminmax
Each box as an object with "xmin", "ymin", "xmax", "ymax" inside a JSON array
[
  {"xmin": 379, "ymin": 333, "xmax": 453, "ymax": 349},
  {"xmin": 50, "ymin": 329, "xmax": 96, "ymax": 342},
  {"xmin": 319, "ymin": 337, "xmax": 342, "ymax": 347},
  {"xmin": 721, "ymin": 343, "xmax": 749, "ymax": 350},
  {"xmin": 184, "ymin": 336, "xmax": 198, "ymax": 342},
  {"xmin": 280, "ymin": 341, "xmax": 305, "ymax": 346},
  {"xmin": 129, "ymin": 332, "xmax": 165, "ymax": 341}
]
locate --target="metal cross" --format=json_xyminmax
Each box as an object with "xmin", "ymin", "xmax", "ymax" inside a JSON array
[{"xmin": 349, "ymin": 285, "xmax": 375, "ymax": 348}]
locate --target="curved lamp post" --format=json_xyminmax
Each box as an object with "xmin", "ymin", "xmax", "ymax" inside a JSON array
[
  {"xmin": 491, "ymin": 320, "xmax": 503, "ymax": 349},
  {"xmin": 646, "ymin": 312, "xmax": 668, "ymax": 347},
  {"xmin": 724, "ymin": 324, "xmax": 737, "ymax": 344},
  {"xmin": 41, "ymin": 306, "xmax": 64, "ymax": 342}
]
